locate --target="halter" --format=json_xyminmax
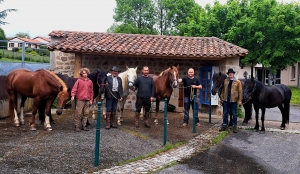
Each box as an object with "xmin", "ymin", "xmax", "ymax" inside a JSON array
[
  {"xmin": 243, "ymin": 81, "xmax": 256, "ymax": 104},
  {"xmin": 168, "ymin": 71, "xmax": 178, "ymax": 87}
]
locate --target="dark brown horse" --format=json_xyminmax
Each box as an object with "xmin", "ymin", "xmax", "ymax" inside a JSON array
[
  {"xmin": 151, "ymin": 65, "xmax": 179, "ymax": 124},
  {"xmin": 211, "ymin": 72, "xmax": 253, "ymax": 125},
  {"xmin": 5, "ymin": 68, "xmax": 70, "ymax": 131}
]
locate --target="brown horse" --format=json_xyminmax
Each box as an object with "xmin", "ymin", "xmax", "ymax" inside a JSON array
[
  {"xmin": 151, "ymin": 65, "xmax": 179, "ymax": 124},
  {"xmin": 5, "ymin": 68, "xmax": 70, "ymax": 131}
]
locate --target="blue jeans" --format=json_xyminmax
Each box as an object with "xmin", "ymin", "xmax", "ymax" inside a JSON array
[
  {"xmin": 183, "ymin": 97, "xmax": 199, "ymax": 124},
  {"xmin": 106, "ymin": 98, "xmax": 118, "ymax": 112},
  {"xmin": 223, "ymin": 101, "xmax": 237, "ymax": 126}
]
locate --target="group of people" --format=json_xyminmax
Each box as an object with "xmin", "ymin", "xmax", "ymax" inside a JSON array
[
  {"xmin": 70, "ymin": 66, "xmax": 242, "ymax": 133},
  {"xmin": 70, "ymin": 66, "xmax": 204, "ymax": 132}
]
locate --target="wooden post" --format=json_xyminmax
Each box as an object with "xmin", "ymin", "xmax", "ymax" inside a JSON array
[{"xmin": 74, "ymin": 53, "xmax": 82, "ymax": 78}]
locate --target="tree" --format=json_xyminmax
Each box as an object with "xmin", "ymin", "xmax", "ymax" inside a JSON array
[
  {"xmin": 113, "ymin": 0, "xmax": 157, "ymax": 34},
  {"xmin": 0, "ymin": 0, "xmax": 17, "ymax": 26},
  {"xmin": 0, "ymin": 27, "xmax": 6, "ymax": 49},
  {"xmin": 225, "ymin": 0, "xmax": 300, "ymax": 70},
  {"xmin": 15, "ymin": 32, "xmax": 30, "ymax": 39}
]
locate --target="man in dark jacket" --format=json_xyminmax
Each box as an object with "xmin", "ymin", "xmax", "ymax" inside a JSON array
[
  {"xmin": 105, "ymin": 66, "xmax": 123, "ymax": 129},
  {"xmin": 132, "ymin": 66, "xmax": 155, "ymax": 128}
]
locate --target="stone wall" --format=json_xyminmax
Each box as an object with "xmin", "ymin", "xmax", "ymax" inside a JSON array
[{"xmin": 50, "ymin": 51, "xmax": 240, "ymax": 115}]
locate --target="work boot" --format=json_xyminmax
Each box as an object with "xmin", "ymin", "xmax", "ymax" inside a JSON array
[
  {"xmin": 74, "ymin": 126, "xmax": 81, "ymax": 132},
  {"xmin": 110, "ymin": 112, "xmax": 118, "ymax": 128},
  {"xmin": 233, "ymin": 126, "xmax": 237, "ymax": 133},
  {"xmin": 135, "ymin": 112, "xmax": 140, "ymax": 128},
  {"xmin": 106, "ymin": 112, "xmax": 111, "ymax": 129},
  {"xmin": 144, "ymin": 112, "xmax": 151, "ymax": 128},
  {"xmin": 219, "ymin": 124, "xmax": 228, "ymax": 132}
]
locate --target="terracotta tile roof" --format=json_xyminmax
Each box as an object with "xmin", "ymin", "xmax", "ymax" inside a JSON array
[
  {"xmin": 48, "ymin": 30, "xmax": 248, "ymax": 59},
  {"xmin": 10, "ymin": 37, "xmax": 41, "ymax": 43},
  {"xmin": 33, "ymin": 36, "xmax": 51, "ymax": 42}
]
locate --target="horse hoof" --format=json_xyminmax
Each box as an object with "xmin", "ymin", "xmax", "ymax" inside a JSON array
[
  {"xmin": 46, "ymin": 127, "xmax": 52, "ymax": 131},
  {"xmin": 140, "ymin": 117, "xmax": 144, "ymax": 121},
  {"xmin": 154, "ymin": 119, "xmax": 158, "ymax": 124},
  {"xmin": 280, "ymin": 127, "xmax": 285, "ymax": 130},
  {"xmin": 30, "ymin": 127, "xmax": 36, "ymax": 131},
  {"xmin": 21, "ymin": 121, "xmax": 25, "ymax": 125},
  {"xmin": 15, "ymin": 123, "xmax": 20, "ymax": 127},
  {"xmin": 117, "ymin": 122, "xmax": 121, "ymax": 126}
]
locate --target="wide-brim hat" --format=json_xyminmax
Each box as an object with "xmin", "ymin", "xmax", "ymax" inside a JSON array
[
  {"xmin": 226, "ymin": 68, "xmax": 235, "ymax": 74},
  {"xmin": 110, "ymin": 66, "xmax": 120, "ymax": 72}
]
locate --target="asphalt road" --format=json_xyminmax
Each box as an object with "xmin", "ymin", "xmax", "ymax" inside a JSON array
[{"xmin": 156, "ymin": 105, "xmax": 300, "ymax": 174}]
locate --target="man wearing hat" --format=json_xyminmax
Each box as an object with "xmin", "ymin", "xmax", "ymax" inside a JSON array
[
  {"xmin": 105, "ymin": 66, "xmax": 124, "ymax": 129},
  {"xmin": 219, "ymin": 68, "xmax": 243, "ymax": 133}
]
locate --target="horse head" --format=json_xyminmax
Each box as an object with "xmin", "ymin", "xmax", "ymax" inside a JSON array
[
  {"xmin": 96, "ymin": 68, "xmax": 108, "ymax": 96},
  {"xmin": 211, "ymin": 72, "xmax": 227, "ymax": 95},
  {"xmin": 56, "ymin": 86, "xmax": 70, "ymax": 115},
  {"xmin": 126, "ymin": 66, "xmax": 137, "ymax": 89},
  {"xmin": 167, "ymin": 65, "xmax": 179, "ymax": 88},
  {"xmin": 243, "ymin": 79, "xmax": 256, "ymax": 103}
]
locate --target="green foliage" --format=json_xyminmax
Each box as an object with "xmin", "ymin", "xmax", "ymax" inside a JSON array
[
  {"xmin": 0, "ymin": 52, "xmax": 2, "ymax": 58},
  {"xmin": 237, "ymin": 105, "xmax": 244, "ymax": 118},
  {"xmin": 28, "ymin": 51, "xmax": 39, "ymax": 56},
  {"xmin": 0, "ymin": 0, "xmax": 17, "ymax": 26},
  {"xmin": 0, "ymin": 49, "xmax": 50, "ymax": 63},
  {"xmin": 15, "ymin": 32, "xmax": 30, "ymax": 39},
  {"xmin": 25, "ymin": 47, "xmax": 33, "ymax": 53},
  {"xmin": 290, "ymin": 87, "xmax": 300, "ymax": 105},
  {"xmin": 12, "ymin": 47, "xmax": 19, "ymax": 52}
]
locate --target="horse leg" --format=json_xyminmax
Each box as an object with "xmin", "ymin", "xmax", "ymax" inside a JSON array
[
  {"xmin": 260, "ymin": 107, "xmax": 266, "ymax": 132},
  {"xmin": 19, "ymin": 96, "xmax": 27, "ymax": 125},
  {"xmin": 9, "ymin": 92, "xmax": 20, "ymax": 126},
  {"xmin": 254, "ymin": 105, "xmax": 260, "ymax": 132},
  {"xmin": 278, "ymin": 105, "xmax": 285, "ymax": 130},
  {"xmin": 29, "ymin": 99, "xmax": 40, "ymax": 131},
  {"xmin": 44, "ymin": 100, "xmax": 54, "ymax": 131},
  {"xmin": 154, "ymin": 100, "xmax": 159, "ymax": 124},
  {"xmin": 242, "ymin": 102, "xmax": 252, "ymax": 124}
]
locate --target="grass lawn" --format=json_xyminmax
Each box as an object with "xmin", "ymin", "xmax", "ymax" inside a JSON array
[{"xmin": 290, "ymin": 87, "xmax": 300, "ymax": 105}]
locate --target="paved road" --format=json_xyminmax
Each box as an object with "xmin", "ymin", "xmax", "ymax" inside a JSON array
[
  {"xmin": 264, "ymin": 105, "xmax": 300, "ymax": 122},
  {"xmin": 156, "ymin": 105, "xmax": 300, "ymax": 174}
]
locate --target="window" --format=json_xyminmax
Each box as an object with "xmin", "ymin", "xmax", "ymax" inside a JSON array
[
  {"xmin": 291, "ymin": 65, "xmax": 296, "ymax": 80},
  {"xmin": 9, "ymin": 43, "xmax": 14, "ymax": 47},
  {"xmin": 18, "ymin": 43, "xmax": 22, "ymax": 47}
]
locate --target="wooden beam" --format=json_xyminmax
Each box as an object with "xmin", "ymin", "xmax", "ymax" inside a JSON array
[{"xmin": 74, "ymin": 53, "xmax": 82, "ymax": 78}]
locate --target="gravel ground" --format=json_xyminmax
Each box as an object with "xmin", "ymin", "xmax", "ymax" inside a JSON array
[{"xmin": 0, "ymin": 109, "xmax": 209, "ymax": 174}]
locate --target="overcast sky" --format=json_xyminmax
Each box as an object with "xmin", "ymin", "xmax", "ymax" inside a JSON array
[{"xmin": 0, "ymin": 0, "xmax": 296, "ymax": 38}]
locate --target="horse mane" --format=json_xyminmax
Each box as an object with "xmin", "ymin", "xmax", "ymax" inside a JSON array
[{"xmin": 45, "ymin": 70, "xmax": 68, "ymax": 90}]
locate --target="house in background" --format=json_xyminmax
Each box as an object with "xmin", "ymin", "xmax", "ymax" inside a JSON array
[
  {"xmin": 235, "ymin": 63, "xmax": 299, "ymax": 87},
  {"xmin": 7, "ymin": 36, "xmax": 50, "ymax": 50}
]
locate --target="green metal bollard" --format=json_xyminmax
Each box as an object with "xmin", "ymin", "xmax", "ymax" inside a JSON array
[
  {"xmin": 193, "ymin": 95, "xmax": 196, "ymax": 133},
  {"xmin": 94, "ymin": 102, "xmax": 102, "ymax": 167},
  {"xmin": 163, "ymin": 98, "xmax": 168, "ymax": 146}
]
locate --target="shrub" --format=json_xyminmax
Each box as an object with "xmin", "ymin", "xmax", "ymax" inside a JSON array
[
  {"xmin": 28, "ymin": 51, "xmax": 39, "ymax": 56},
  {"xmin": 25, "ymin": 48, "xmax": 33, "ymax": 53},
  {"xmin": 12, "ymin": 47, "xmax": 19, "ymax": 52}
]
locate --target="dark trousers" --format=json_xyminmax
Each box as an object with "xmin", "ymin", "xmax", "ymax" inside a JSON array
[
  {"xmin": 135, "ymin": 97, "xmax": 151, "ymax": 112},
  {"xmin": 222, "ymin": 101, "xmax": 237, "ymax": 126},
  {"xmin": 183, "ymin": 97, "xmax": 199, "ymax": 124},
  {"xmin": 106, "ymin": 98, "xmax": 118, "ymax": 112}
]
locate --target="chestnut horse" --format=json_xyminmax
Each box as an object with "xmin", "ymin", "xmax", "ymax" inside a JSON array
[
  {"xmin": 5, "ymin": 69, "xmax": 70, "ymax": 131},
  {"xmin": 151, "ymin": 65, "xmax": 179, "ymax": 124}
]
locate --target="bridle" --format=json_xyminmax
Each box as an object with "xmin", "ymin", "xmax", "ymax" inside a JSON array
[
  {"xmin": 243, "ymin": 81, "xmax": 256, "ymax": 104},
  {"xmin": 168, "ymin": 70, "xmax": 178, "ymax": 87}
]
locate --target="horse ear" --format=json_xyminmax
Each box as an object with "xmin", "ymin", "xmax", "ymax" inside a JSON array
[
  {"xmin": 126, "ymin": 66, "xmax": 129, "ymax": 70},
  {"xmin": 218, "ymin": 72, "xmax": 221, "ymax": 76},
  {"xmin": 135, "ymin": 66, "xmax": 138, "ymax": 71}
]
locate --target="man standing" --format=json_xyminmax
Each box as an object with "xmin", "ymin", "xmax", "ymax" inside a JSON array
[
  {"xmin": 71, "ymin": 68, "xmax": 94, "ymax": 132},
  {"xmin": 105, "ymin": 66, "xmax": 123, "ymax": 129},
  {"xmin": 178, "ymin": 68, "xmax": 202, "ymax": 127},
  {"xmin": 219, "ymin": 68, "xmax": 243, "ymax": 133},
  {"xmin": 132, "ymin": 66, "xmax": 155, "ymax": 128}
]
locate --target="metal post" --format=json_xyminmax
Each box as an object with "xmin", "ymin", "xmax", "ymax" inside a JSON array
[
  {"xmin": 163, "ymin": 98, "xmax": 168, "ymax": 146},
  {"xmin": 94, "ymin": 102, "xmax": 102, "ymax": 167},
  {"xmin": 209, "ymin": 92, "xmax": 212, "ymax": 123},
  {"xmin": 193, "ymin": 95, "xmax": 196, "ymax": 133},
  {"xmin": 22, "ymin": 42, "xmax": 25, "ymax": 68}
]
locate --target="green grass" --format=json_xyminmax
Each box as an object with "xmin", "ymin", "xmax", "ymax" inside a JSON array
[
  {"xmin": 0, "ymin": 49, "xmax": 50, "ymax": 63},
  {"xmin": 290, "ymin": 87, "xmax": 300, "ymax": 105}
]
